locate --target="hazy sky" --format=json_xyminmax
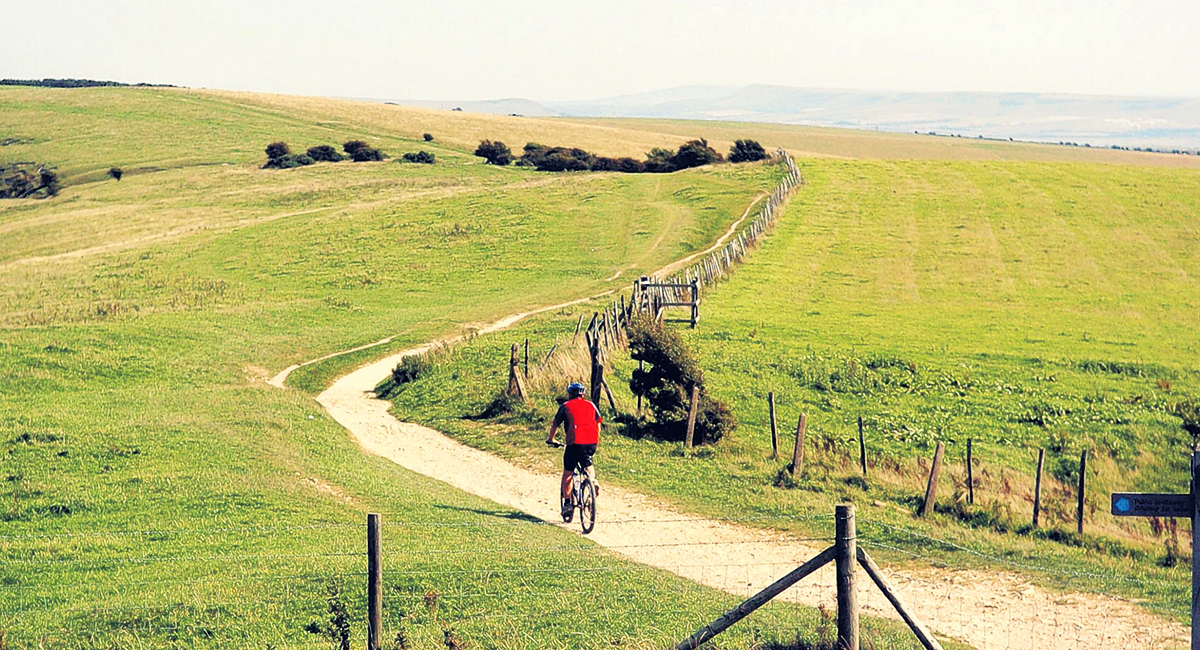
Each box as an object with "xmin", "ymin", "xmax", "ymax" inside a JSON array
[{"xmin": 5, "ymin": 1, "xmax": 1198, "ymax": 100}]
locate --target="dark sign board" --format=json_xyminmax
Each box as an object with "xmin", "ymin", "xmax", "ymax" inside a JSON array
[{"xmin": 1110, "ymin": 492, "xmax": 1193, "ymax": 518}]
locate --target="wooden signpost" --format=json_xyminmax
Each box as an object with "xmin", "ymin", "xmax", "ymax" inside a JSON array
[{"xmin": 1110, "ymin": 450, "xmax": 1199, "ymax": 650}]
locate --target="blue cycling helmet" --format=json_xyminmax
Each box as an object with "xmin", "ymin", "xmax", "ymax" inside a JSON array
[{"xmin": 567, "ymin": 382, "xmax": 586, "ymax": 397}]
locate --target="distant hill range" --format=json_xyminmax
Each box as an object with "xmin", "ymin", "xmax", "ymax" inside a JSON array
[{"xmin": 371, "ymin": 84, "xmax": 1200, "ymax": 151}]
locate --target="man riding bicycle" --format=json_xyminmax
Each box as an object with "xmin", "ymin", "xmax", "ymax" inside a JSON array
[{"xmin": 547, "ymin": 382, "xmax": 601, "ymax": 519}]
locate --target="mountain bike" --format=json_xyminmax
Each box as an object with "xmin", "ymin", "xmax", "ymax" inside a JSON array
[{"xmin": 546, "ymin": 441, "xmax": 596, "ymax": 534}]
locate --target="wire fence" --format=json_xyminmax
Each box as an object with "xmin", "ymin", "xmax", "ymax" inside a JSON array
[{"xmin": 2, "ymin": 507, "xmax": 1187, "ymax": 650}]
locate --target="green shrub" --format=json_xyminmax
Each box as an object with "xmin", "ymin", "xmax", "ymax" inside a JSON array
[
  {"xmin": 107, "ymin": 166, "xmax": 123, "ymax": 181},
  {"xmin": 672, "ymin": 139, "xmax": 723, "ymax": 169},
  {"xmin": 643, "ymin": 147, "xmax": 677, "ymax": 173},
  {"xmin": 342, "ymin": 140, "xmax": 369, "ymax": 156},
  {"xmin": 729, "ymin": 139, "xmax": 767, "ymax": 163},
  {"xmin": 590, "ymin": 156, "xmax": 621, "ymax": 171},
  {"xmin": 616, "ymin": 157, "xmax": 646, "ymax": 173},
  {"xmin": 350, "ymin": 146, "xmax": 384, "ymax": 162},
  {"xmin": 262, "ymin": 153, "xmax": 315, "ymax": 169},
  {"xmin": 306, "ymin": 145, "xmax": 344, "ymax": 162},
  {"xmin": 474, "ymin": 140, "xmax": 513, "ymax": 165},
  {"xmin": 38, "ymin": 168, "xmax": 59, "ymax": 196},
  {"xmin": 627, "ymin": 314, "xmax": 735, "ymax": 444},
  {"xmin": 401, "ymin": 151, "xmax": 436, "ymax": 164},
  {"xmin": 1175, "ymin": 399, "xmax": 1200, "ymax": 438},
  {"xmin": 265, "ymin": 141, "xmax": 291, "ymax": 161},
  {"xmin": 423, "ymin": 133, "xmax": 434, "ymax": 142}
]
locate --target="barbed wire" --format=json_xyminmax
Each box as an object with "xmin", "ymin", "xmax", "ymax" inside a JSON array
[
  {"xmin": 0, "ymin": 513, "xmax": 834, "ymax": 542},
  {"xmin": 858, "ymin": 519, "xmax": 1186, "ymax": 589}
]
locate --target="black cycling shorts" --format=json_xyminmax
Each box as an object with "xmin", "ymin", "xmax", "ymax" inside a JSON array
[{"xmin": 563, "ymin": 444, "xmax": 597, "ymax": 472}]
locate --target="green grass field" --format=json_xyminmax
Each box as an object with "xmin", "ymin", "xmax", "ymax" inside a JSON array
[
  {"xmin": 384, "ymin": 157, "xmax": 1200, "ymax": 623},
  {"xmin": 0, "ymin": 87, "xmax": 960, "ymax": 649}
]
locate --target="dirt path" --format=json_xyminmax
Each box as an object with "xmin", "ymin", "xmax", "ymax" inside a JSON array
[{"xmin": 272, "ymin": 195, "xmax": 1188, "ymax": 650}]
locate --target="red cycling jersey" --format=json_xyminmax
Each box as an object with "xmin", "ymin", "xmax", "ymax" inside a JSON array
[{"xmin": 555, "ymin": 397, "xmax": 602, "ymax": 445}]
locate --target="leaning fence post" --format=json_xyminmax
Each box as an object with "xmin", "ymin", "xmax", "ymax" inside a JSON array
[
  {"xmin": 685, "ymin": 384, "xmax": 700, "ymax": 448},
  {"xmin": 523, "ymin": 337, "xmax": 529, "ymax": 379},
  {"xmin": 791, "ymin": 412, "xmax": 806, "ymax": 479},
  {"xmin": 919, "ymin": 442, "xmax": 945, "ymax": 517},
  {"xmin": 966, "ymin": 439, "xmax": 975, "ymax": 506},
  {"xmin": 1033, "ymin": 448, "xmax": 1045, "ymax": 528},
  {"xmin": 367, "ymin": 513, "xmax": 382, "ymax": 650},
  {"xmin": 835, "ymin": 504, "xmax": 859, "ymax": 650},
  {"xmin": 768, "ymin": 392, "xmax": 779, "ymax": 458},
  {"xmin": 507, "ymin": 344, "xmax": 527, "ymax": 400},
  {"xmin": 1077, "ymin": 449, "xmax": 1088, "ymax": 535}
]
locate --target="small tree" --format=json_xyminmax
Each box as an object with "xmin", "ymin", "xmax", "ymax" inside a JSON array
[
  {"xmin": 728, "ymin": 139, "xmax": 767, "ymax": 163},
  {"xmin": 342, "ymin": 140, "xmax": 369, "ymax": 156},
  {"xmin": 265, "ymin": 141, "xmax": 291, "ymax": 161},
  {"xmin": 474, "ymin": 140, "xmax": 512, "ymax": 165},
  {"xmin": 307, "ymin": 145, "xmax": 344, "ymax": 162},
  {"xmin": 423, "ymin": 133, "xmax": 434, "ymax": 142},
  {"xmin": 627, "ymin": 314, "xmax": 735, "ymax": 444},
  {"xmin": 672, "ymin": 139, "xmax": 723, "ymax": 170},
  {"xmin": 107, "ymin": 167, "xmax": 123, "ymax": 181}
]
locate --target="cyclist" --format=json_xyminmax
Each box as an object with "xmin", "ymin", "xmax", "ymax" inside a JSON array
[{"xmin": 547, "ymin": 382, "xmax": 601, "ymax": 518}]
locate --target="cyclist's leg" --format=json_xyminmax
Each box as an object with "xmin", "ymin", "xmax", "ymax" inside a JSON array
[
  {"xmin": 561, "ymin": 445, "xmax": 576, "ymax": 500},
  {"xmin": 560, "ymin": 470, "xmax": 573, "ymax": 500}
]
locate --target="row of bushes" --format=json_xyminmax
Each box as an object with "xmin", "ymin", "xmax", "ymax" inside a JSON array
[
  {"xmin": 263, "ymin": 140, "xmax": 435, "ymax": 168},
  {"xmin": 474, "ymin": 138, "xmax": 767, "ymax": 173}
]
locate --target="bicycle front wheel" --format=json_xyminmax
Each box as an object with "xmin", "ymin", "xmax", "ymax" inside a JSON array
[{"xmin": 579, "ymin": 478, "xmax": 596, "ymax": 534}]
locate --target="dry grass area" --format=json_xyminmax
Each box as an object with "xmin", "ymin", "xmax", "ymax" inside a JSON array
[
  {"xmin": 568, "ymin": 117, "xmax": 1200, "ymax": 168},
  {"xmin": 204, "ymin": 90, "xmax": 690, "ymax": 159}
]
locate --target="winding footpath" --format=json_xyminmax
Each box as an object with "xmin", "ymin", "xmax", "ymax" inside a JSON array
[{"xmin": 269, "ymin": 199, "xmax": 1187, "ymax": 650}]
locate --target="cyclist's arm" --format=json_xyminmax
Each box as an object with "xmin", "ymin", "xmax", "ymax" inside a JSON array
[{"xmin": 547, "ymin": 406, "xmax": 566, "ymax": 443}]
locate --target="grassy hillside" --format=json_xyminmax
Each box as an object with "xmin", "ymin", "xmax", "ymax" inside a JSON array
[
  {"xmin": 1, "ymin": 88, "xmax": 941, "ymax": 649},
  {"xmin": 384, "ymin": 157, "xmax": 1200, "ymax": 622},
  {"xmin": 569, "ymin": 117, "xmax": 1200, "ymax": 169}
]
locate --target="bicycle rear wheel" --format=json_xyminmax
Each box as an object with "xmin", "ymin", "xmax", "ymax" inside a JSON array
[{"xmin": 579, "ymin": 478, "xmax": 596, "ymax": 534}]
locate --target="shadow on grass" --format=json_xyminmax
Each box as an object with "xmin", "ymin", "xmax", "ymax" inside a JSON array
[{"xmin": 434, "ymin": 504, "xmax": 545, "ymax": 524}]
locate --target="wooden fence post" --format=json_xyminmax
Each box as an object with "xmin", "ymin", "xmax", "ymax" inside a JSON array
[
  {"xmin": 768, "ymin": 392, "xmax": 779, "ymax": 459},
  {"xmin": 690, "ymin": 278, "xmax": 699, "ymax": 328},
  {"xmin": 523, "ymin": 337, "xmax": 529, "ymax": 379},
  {"xmin": 636, "ymin": 359, "xmax": 644, "ymax": 417},
  {"xmin": 856, "ymin": 548, "xmax": 944, "ymax": 650},
  {"xmin": 573, "ymin": 314, "xmax": 584, "ymax": 342},
  {"xmin": 367, "ymin": 513, "xmax": 382, "ymax": 650},
  {"xmin": 673, "ymin": 546, "xmax": 836, "ymax": 650},
  {"xmin": 589, "ymin": 337, "xmax": 603, "ymax": 407},
  {"xmin": 791, "ymin": 413, "xmax": 807, "ymax": 479},
  {"xmin": 1077, "ymin": 449, "xmax": 1088, "ymax": 535},
  {"xmin": 857, "ymin": 415, "xmax": 867, "ymax": 478},
  {"xmin": 1033, "ymin": 448, "xmax": 1045, "ymax": 528},
  {"xmin": 835, "ymin": 504, "xmax": 859, "ymax": 650},
  {"xmin": 919, "ymin": 442, "xmax": 945, "ymax": 518},
  {"xmin": 966, "ymin": 439, "xmax": 974, "ymax": 506},
  {"xmin": 506, "ymin": 344, "xmax": 527, "ymax": 400},
  {"xmin": 685, "ymin": 384, "xmax": 700, "ymax": 448},
  {"xmin": 601, "ymin": 379, "xmax": 618, "ymax": 412}
]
